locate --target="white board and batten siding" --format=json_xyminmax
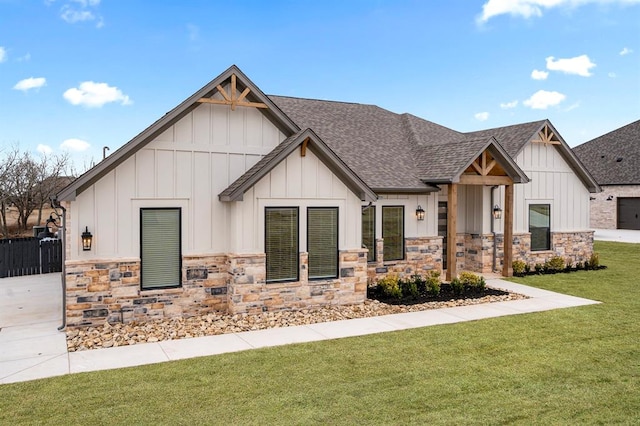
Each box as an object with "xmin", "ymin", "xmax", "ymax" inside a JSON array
[
  {"xmin": 232, "ymin": 148, "xmax": 365, "ymax": 253},
  {"xmin": 374, "ymin": 193, "xmax": 439, "ymax": 239},
  {"xmin": 494, "ymin": 142, "xmax": 590, "ymax": 234},
  {"xmin": 70, "ymin": 103, "xmax": 287, "ymax": 259}
]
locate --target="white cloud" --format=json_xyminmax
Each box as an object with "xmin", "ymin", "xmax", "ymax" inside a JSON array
[
  {"xmin": 531, "ymin": 69, "xmax": 549, "ymax": 80},
  {"xmin": 564, "ymin": 102, "xmax": 581, "ymax": 112},
  {"xmin": 60, "ymin": 138, "xmax": 90, "ymax": 152},
  {"xmin": 63, "ymin": 81, "xmax": 132, "ymax": 107},
  {"xmin": 61, "ymin": 7, "xmax": 94, "ymax": 23},
  {"xmin": 187, "ymin": 23, "xmax": 200, "ymax": 42},
  {"xmin": 546, "ymin": 55, "xmax": 596, "ymax": 77},
  {"xmin": 37, "ymin": 144, "xmax": 54, "ymax": 155},
  {"xmin": 620, "ymin": 47, "xmax": 633, "ymax": 55},
  {"xmin": 59, "ymin": 0, "xmax": 103, "ymax": 27},
  {"xmin": 0, "ymin": 46, "xmax": 6, "ymax": 63},
  {"xmin": 16, "ymin": 53, "xmax": 31, "ymax": 62},
  {"xmin": 608, "ymin": 72, "xmax": 617, "ymax": 78},
  {"xmin": 13, "ymin": 77, "xmax": 47, "ymax": 92},
  {"xmin": 474, "ymin": 112, "xmax": 490, "ymax": 121},
  {"xmin": 478, "ymin": 0, "xmax": 640, "ymax": 24},
  {"xmin": 500, "ymin": 100, "xmax": 518, "ymax": 109},
  {"xmin": 523, "ymin": 90, "xmax": 566, "ymax": 109}
]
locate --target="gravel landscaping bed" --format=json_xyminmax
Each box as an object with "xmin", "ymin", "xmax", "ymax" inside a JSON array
[{"xmin": 66, "ymin": 290, "xmax": 527, "ymax": 352}]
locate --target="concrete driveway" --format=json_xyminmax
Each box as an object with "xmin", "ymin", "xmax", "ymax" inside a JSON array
[
  {"xmin": 0, "ymin": 273, "xmax": 68, "ymax": 384},
  {"xmin": 593, "ymin": 229, "xmax": 640, "ymax": 243}
]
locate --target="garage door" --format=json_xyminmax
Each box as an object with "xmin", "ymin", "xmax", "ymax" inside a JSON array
[{"xmin": 618, "ymin": 197, "xmax": 640, "ymax": 230}]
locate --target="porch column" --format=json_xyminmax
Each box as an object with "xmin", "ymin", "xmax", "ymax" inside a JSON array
[
  {"xmin": 502, "ymin": 183, "xmax": 513, "ymax": 277},
  {"xmin": 446, "ymin": 183, "xmax": 458, "ymax": 281}
]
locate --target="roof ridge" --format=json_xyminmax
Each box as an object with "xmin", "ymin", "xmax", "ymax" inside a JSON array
[{"xmin": 268, "ymin": 94, "xmax": 376, "ymax": 108}]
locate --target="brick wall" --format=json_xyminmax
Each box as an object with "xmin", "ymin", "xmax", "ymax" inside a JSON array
[{"xmin": 589, "ymin": 185, "xmax": 640, "ymax": 229}]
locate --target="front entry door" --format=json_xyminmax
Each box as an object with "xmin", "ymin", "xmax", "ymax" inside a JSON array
[{"xmin": 438, "ymin": 201, "xmax": 447, "ymax": 269}]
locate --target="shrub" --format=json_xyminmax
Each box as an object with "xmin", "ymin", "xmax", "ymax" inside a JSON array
[
  {"xmin": 524, "ymin": 264, "xmax": 531, "ymax": 274},
  {"xmin": 587, "ymin": 252, "xmax": 600, "ymax": 270},
  {"xmin": 424, "ymin": 270, "xmax": 441, "ymax": 296},
  {"xmin": 376, "ymin": 274, "xmax": 402, "ymax": 299},
  {"xmin": 399, "ymin": 276, "xmax": 419, "ymax": 298},
  {"xmin": 512, "ymin": 260, "xmax": 527, "ymax": 276},
  {"xmin": 545, "ymin": 256, "xmax": 565, "ymax": 272},
  {"xmin": 459, "ymin": 271, "xmax": 481, "ymax": 287},
  {"xmin": 450, "ymin": 278, "xmax": 464, "ymax": 296},
  {"xmin": 534, "ymin": 263, "xmax": 544, "ymax": 274}
]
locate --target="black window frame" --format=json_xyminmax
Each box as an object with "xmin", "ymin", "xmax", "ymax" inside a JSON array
[
  {"xmin": 140, "ymin": 207, "xmax": 182, "ymax": 291},
  {"xmin": 307, "ymin": 206, "xmax": 339, "ymax": 280},
  {"xmin": 529, "ymin": 204, "xmax": 551, "ymax": 251},
  {"xmin": 265, "ymin": 207, "xmax": 300, "ymax": 283},
  {"xmin": 382, "ymin": 205, "xmax": 405, "ymax": 261},
  {"xmin": 362, "ymin": 205, "xmax": 376, "ymax": 263}
]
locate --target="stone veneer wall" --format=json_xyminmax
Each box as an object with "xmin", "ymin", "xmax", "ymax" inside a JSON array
[
  {"xmin": 228, "ymin": 249, "xmax": 368, "ymax": 314},
  {"xmin": 65, "ymin": 254, "xmax": 230, "ymax": 327},
  {"xmin": 464, "ymin": 234, "xmax": 495, "ymax": 274},
  {"xmin": 496, "ymin": 231, "xmax": 594, "ymax": 270},
  {"xmin": 367, "ymin": 236, "xmax": 443, "ymax": 281},
  {"xmin": 589, "ymin": 185, "xmax": 640, "ymax": 229},
  {"xmin": 65, "ymin": 249, "xmax": 369, "ymax": 327}
]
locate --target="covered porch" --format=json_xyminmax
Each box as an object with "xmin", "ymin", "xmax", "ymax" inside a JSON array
[{"xmin": 437, "ymin": 142, "xmax": 529, "ymax": 280}]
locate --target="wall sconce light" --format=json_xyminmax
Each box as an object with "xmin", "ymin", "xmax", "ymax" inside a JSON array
[
  {"xmin": 81, "ymin": 226, "xmax": 93, "ymax": 251},
  {"xmin": 416, "ymin": 205, "xmax": 425, "ymax": 221},
  {"xmin": 606, "ymin": 195, "xmax": 614, "ymax": 201},
  {"xmin": 493, "ymin": 204, "xmax": 503, "ymax": 220}
]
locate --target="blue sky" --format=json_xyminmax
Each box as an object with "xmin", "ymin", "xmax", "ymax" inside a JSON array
[{"xmin": 1, "ymin": 0, "xmax": 639, "ymax": 170}]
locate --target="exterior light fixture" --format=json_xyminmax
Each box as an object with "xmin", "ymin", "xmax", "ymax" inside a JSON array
[
  {"xmin": 416, "ymin": 205, "xmax": 425, "ymax": 221},
  {"xmin": 493, "ymin": 204, "xmax": 503, "ymax": 220},
  {"xmin": 81, "ymin": 226, "xmax": 93, "ymax": 251}
]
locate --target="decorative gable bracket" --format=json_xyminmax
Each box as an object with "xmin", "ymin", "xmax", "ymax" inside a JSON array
[
  {"xmin": 532, "ymin": 124, "xmax": 561, "ymax": 145},
  {"xmin": 197, "ymin": 74, "xmax": 268, "ymax": 110}
]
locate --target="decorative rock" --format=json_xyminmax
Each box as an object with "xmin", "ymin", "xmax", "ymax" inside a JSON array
[{"xmin": 66, "ymin": 292, "xmax": 527, "ymax": 352}]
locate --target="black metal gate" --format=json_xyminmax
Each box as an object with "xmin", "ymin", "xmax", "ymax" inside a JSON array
[{"xmin": 0, "ymin": 237, "xmax": 62, "ymax": 278}]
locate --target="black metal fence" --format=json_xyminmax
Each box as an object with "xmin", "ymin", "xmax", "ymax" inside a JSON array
[{"xmin": 0, "ymin": 237, "xmax": 62, "ymax": 278}]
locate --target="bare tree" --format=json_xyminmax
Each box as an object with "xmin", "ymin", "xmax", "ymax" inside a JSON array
[
  {"xmin": 0, "ymin": 148, "xmax": 19, "ymax": 238},
  {"xmin": 0, "ymin": 146, "xmax": 71, "ymax": 237}
]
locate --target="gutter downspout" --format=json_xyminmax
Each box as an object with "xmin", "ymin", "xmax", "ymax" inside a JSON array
[
  {"xmin": 490, "ymin": 185, "xmax": 498, "ymax": 273},
  {"xmin": 51, "ymin": 198, "xmax": 67, "ymax": 331}
]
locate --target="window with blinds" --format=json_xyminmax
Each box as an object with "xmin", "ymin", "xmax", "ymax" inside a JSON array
[
  {"xmin": 265, "ymin": 207, "xmax": 299, "ymax": 282},
  {"xmin": 529, "ymin": 204, "xmax": 551, "ymax": 251},
  {"xmin": 382, "ymin": 206, "xmax": 404, "ymax": 261},
  {"xmin": 362, "ymin": 206, "xmax": 375, "ymax": 262},
  {"xmin": 308, "ymin": 207, "xmax": 338, "ymax": 280},
  {"xmin": 140, "ymin": 208, "xmax": 182, "ymax": 289}
]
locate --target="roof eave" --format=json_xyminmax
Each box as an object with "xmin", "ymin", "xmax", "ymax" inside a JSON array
[{"xmin": 57, "ymin": 65, "xmax": 301, "ymax": 202}]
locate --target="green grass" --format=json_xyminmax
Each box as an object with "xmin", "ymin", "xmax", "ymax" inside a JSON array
[{"xmin": 1, "ymin": 241, "xmax": 638, "ymax": 425}]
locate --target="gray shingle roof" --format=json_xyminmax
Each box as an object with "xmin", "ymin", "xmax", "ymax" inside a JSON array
[
  {"xmin": 269, "ymin": 95, "xmax": 535, "ymax": 189},
  {"xmin": 573, "ymin": 120, "xmax": 640, "ymax": 185}
]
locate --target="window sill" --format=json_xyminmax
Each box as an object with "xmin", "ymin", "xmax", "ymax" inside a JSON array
[{"xmin": 140, "ymin": 286, "xmax": 183, "ymax": 295}]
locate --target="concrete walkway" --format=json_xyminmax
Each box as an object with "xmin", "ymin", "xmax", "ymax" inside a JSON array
[
  {"xmin": 0, "ymin": 273, "xmax": 600, "ymax": 385},
  {"xmin": 593, "ymin": 228, "xmax": 640, "ymax": 243}
]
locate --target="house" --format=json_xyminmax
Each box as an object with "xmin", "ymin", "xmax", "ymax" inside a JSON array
[
  {"xmin": 56, "ymin": 65, "xmax": 599, "ymax": 327},
  {"xmin": 573, "ymin": 120, "xmax": 640, "ymax": 230}
]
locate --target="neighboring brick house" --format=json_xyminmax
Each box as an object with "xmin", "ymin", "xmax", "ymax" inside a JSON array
[
  {"xmin": 574, "ymin": 120, "xmax": 640, "ymax": 230},
  {"xmin": 56, "ymin": 65, "xmax": 599, "ymax": 327}
]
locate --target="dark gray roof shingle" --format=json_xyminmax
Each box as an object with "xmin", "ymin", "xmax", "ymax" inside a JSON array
[
  {"xmin": 573, "ymin": 120, "xmax": 640, "ymax": 185},
  {"xmin": 269, "ymin": 95, "xmax": 537, "ymax": 189}
]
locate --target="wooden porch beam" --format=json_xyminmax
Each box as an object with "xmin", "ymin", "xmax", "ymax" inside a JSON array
[
  {"xmin": 459, "ymin": 175, "xmax": 513, "ymax": 185},
  {"xmin": 446, "ymin": 183, "xmax": 458, "ymax": 281},
  {"xmin": 502, "ymin": 183, "xmax": 514, "ymax": 277},
  {"xmin": 197, "ymin": 97, "xmax": 269, "ymax": 109}
]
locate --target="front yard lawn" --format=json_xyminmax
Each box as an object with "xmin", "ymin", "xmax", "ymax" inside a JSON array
[{"xmin": 0, "ymin": 241, "xmax": 638, "ymax": 424}]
